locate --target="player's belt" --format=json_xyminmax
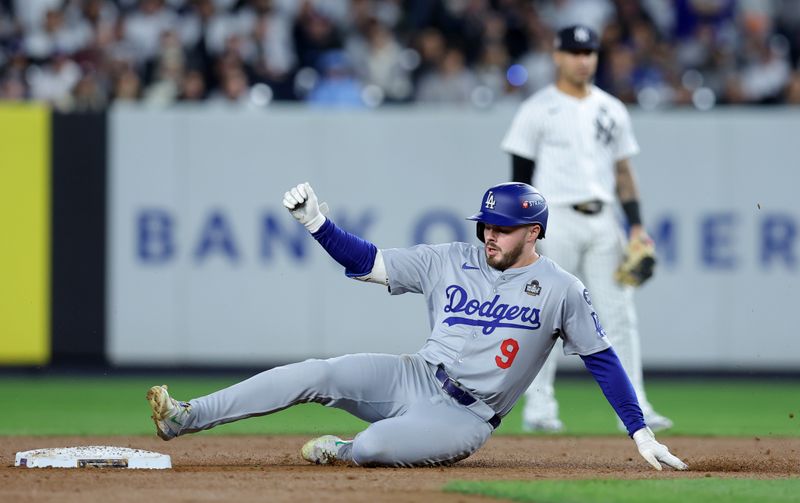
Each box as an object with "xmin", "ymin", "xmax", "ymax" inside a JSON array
[
  {"xmin": 435, "ymin": 366, "xmax": 502, "ymax": 430},
  {"xmin": 571, "ymin": 200, "xmax": 604, "ymax": 215}
]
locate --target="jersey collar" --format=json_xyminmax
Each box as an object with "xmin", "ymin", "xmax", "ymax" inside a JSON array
[{"xmin": 487, "ymin": 255, "xmax": 545, "ymax": 277}]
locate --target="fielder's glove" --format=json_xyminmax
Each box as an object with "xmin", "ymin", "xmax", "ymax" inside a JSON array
[
  {"xmin": 282, "ymin": 182, "xmax": 329, "ymax": 233},
  {"xmin": 614, "ymin": 235, "xmax": 656, "ymax": 286},
  {"xmin": 633, "ymin": 427, "xmax": 688, "ymax": 471}
]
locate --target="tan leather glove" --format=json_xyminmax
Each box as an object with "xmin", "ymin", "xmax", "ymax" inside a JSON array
[{"xmin": 615, "ymin": 235, "xmax": 656, "ymax": 286}]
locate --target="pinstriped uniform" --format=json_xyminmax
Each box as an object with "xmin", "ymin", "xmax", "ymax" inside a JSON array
[
  {"xmin": 502, "ymin": 84, "xmax": 639, "ymax": 204},
  {"xmin": 501, "ymin": 84, "xmax": 661, "ymax": 425}
]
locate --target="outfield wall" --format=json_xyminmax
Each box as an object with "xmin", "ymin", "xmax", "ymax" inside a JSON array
[{"xmin": 105, "ymin": 106, "xmax": 799, "ymax": 370}]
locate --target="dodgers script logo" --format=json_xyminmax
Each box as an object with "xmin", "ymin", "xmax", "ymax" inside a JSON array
[{"xmin": 442, "ymin": 285, "xmax": 541, "ymax": 334}]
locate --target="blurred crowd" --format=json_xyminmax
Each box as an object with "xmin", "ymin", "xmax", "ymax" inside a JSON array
[{"xmin": 2, "ymin": 0, "xmax": 800, "ymax": 110}]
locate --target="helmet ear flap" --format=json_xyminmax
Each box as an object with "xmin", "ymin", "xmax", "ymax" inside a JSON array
[{"xmin": 476, "ymin": 222, "xmax": 485, "ymax": 243}]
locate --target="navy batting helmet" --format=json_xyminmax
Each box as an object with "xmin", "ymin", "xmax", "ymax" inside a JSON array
[{"xmin": 466, "ymin": 182, "xmax": 548, "ymax": 242}]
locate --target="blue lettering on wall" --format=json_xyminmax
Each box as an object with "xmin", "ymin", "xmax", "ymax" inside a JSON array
[
  {"xmin": 761, "ymin": 214, "xmax": 796, "ymax": 269},
  {"xmin": 650, "ymin": 215, "xmax": 676, "ymax": 267},
  {"xmin": 194, "ymin": 210, "xmax": 240, "ymax": 263},
  {"xmin": 701, "ymin": 213, "xmax": 737, "ymax": 269},
  {"xmin": 133, "ymin": 207, "xmax": 797, "ymax": 272},
  {"xmin": 260, "ymin": 212, "xmax": 308, "ymax": 261},
  {"xmin": 413, "ymin": 209, "xmax": 467, "ymax": 245},
  {"xmin": 137, "ymin": 209, "xmax": 175, "ymax": 264}
]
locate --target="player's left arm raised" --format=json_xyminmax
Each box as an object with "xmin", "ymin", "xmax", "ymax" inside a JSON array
[{"xmin": 282, "ymin": 182, "xmax": 389, "ymax": 285}]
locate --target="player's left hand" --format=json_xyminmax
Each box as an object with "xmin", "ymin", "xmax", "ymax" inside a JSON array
[
  {"xmin": 632, "ymin": 427, "xmax": 688, "ymax": 471},
  {"xmin": 282, "ymin": 182, "xmax": 329, "ymax": 233},
  {"xmin": 614, "ymin": 231, "xmax": 656, "ymax": 287},
  {"xmin": 628, "ymin": 225, "xmax": 649, "ymax": 242}
]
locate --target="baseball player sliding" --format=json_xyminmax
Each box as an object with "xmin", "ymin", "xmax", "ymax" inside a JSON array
[
  {"xmin": 502, "ymin": 24, "xmax": 671, "ymax": 433},
  {"xmin": 146, "ymin": 181, "xmax": 686, "ymax": 470}
]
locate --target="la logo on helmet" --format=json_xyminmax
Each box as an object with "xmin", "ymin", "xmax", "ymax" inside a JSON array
[{"xmin": 485, "ymin": 192, "xmax": 496, "ymax": 210}]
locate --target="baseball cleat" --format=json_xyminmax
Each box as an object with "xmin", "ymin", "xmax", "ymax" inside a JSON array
[
  {"xmin": 522, "ymin": 418, "xmax": 564, "ymax": 433},
  {"xmin": 301, "ymin": 435, "xmax": 351, "ymax": 465},
  {"xmin": 146, "ymin": 384, "xmax": 192, "ymax": 441}
]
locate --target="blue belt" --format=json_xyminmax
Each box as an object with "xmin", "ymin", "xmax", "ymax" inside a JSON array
[{"xmin": 435, "ymin": 365, "xmax": 501, "ymax": 430}]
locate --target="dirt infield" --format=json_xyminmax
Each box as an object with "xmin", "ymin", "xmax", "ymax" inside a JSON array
[{"xmin": 2, "ymin": 435, "xmax": 798, "ymax": 502}]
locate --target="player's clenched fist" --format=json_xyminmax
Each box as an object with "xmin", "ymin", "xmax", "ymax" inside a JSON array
[{"xmin": 282, "ymin": 182, "xmax": 328, "ymax": 233}]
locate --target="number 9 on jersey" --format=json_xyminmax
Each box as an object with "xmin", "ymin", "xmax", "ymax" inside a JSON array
[{"xmin": 495, "ymin": 338, "xmax": 519, "ymax": 369}]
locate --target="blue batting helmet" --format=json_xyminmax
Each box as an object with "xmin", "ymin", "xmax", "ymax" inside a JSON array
[{"xmin": 466, "ymin": 182, "xmax": 548, "ymax": 242}]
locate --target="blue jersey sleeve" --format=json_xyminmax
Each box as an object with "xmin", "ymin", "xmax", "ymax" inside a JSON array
[
  {"xmin": 311, "ymin": 219, "xmax": 377, "ymax": 277},
  {"xmin": 580, "ymin": 347, "xmax": 646, "ymax": 436}
]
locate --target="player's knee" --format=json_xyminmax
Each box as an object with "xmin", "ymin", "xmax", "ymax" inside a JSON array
[
  {"xmin": 351, "ymin": 434, "xmax": 392, "ymax": 466},
  {"xmin": 295, "ymin": 359, "xmax": 334, "ymax": 396}
]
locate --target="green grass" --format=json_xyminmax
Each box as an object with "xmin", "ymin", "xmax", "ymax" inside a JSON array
[
  {"xmin": 502, "ymin": 379, "xmax": 800, "ymax": 437},
  {"xmin": 0, "ymin": 376, "xmax": 367, "ymax": 436},
  {"xmin": 0, "ymin": 376, "xmax": 797, "ymax": 436},
  {"xmin": 444, "ymin": 478, "xmax": 800, "ymax": 503}
]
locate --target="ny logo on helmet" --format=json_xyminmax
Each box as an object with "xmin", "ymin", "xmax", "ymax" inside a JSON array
[
  {"xmin": 574, "ymin": 27, "xmax": 590, "ymax": 42},
  {"xmin": 485, "ymin": 191, "xmax": 496, "ymax": 210}
]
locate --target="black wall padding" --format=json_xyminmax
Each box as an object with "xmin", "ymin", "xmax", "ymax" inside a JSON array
[{"xmin": 51, "ymin": 112, "xmax": 107, "ymax": 364}]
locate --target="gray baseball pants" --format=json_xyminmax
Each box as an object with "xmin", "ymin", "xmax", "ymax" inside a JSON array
[{"xmin": 175, "ymin": 353, "xmax": 494, "ymax": 467}]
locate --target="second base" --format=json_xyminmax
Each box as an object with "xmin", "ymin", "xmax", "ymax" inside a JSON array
[{"xmin": 15, "ymin": 446, "xmax": 172, "ymax": 469}]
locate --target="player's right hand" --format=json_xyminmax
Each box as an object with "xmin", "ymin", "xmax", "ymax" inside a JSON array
[
  {"xmin": 282, "ymin": 182, "xmax": 327, "ymax": 233},
  {"xmin": 632, "ymin": 427, "xmax": 688, "ymax": 471}
]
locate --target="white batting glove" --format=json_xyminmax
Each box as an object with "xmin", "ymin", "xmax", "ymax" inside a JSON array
[
  {"xmin": 282, "ymin": 182, "xmax": 329, "ymax": 233},
  {"xmin": 632, "ymin": 427, "xmax": 688, "ymax": 471}
]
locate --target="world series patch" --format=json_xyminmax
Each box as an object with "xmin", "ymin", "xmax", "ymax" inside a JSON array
[{"xmin": 525, "ymin": 280, "xmax": 541, "ymax": 296}]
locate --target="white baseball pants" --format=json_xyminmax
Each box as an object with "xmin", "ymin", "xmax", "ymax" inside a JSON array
[{"xmin": 523, "ymin": 203, "xmax": 657, "ymax": 424}]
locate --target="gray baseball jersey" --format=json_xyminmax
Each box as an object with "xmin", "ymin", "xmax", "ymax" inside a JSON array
[
  {"xmin": 383, "ymin": 242, "xmax": 610, "ymax": 417},
  {"xmin": 160, "ymin": 241, "xmax": 610, "ymax": 467}
]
